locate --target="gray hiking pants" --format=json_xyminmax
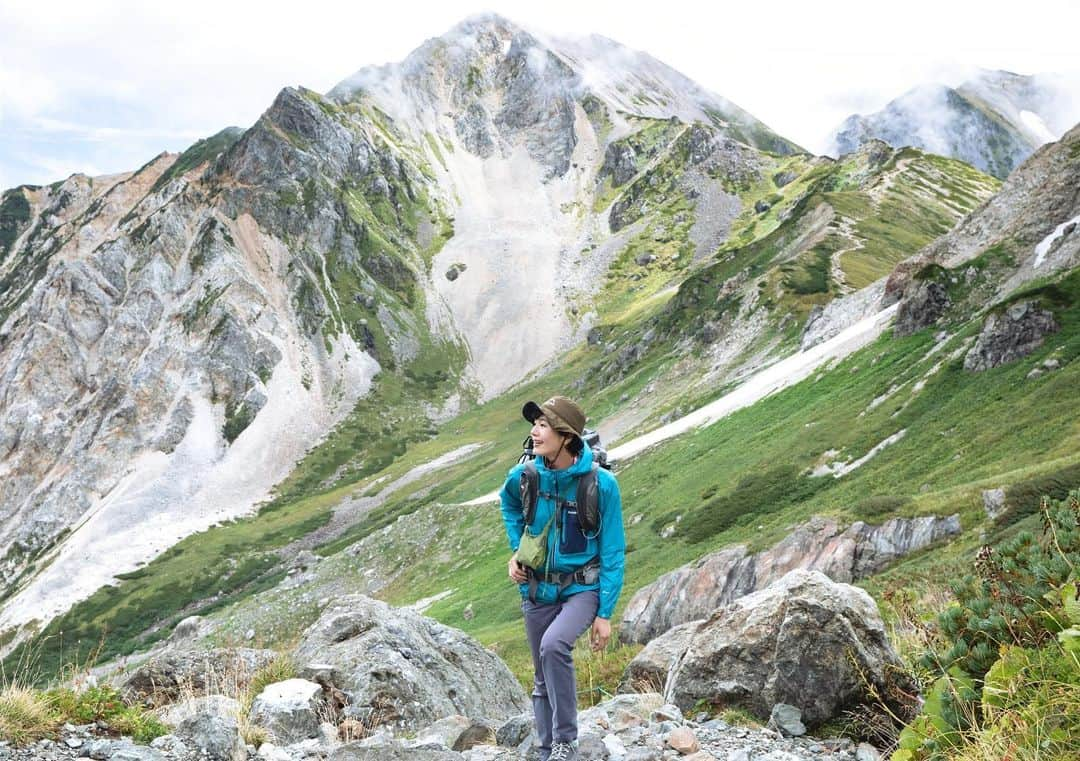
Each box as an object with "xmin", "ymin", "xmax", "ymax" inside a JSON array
[{"xmin": 523, "ymin": 589, "xmax": 599, "ymax": 752}]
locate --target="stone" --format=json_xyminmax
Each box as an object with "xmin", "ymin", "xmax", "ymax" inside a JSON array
[
  {"xmin": 620, "ymin": 515, "xmax": 960, "ymax": 644},
  {"xmin": 256, "ymin": 743, "xmax": 292, "ymax": 761},
  {"xmin": 319, "ymin": 721, "xmax": 340, "ymax": 747},
  {"xmin": 620, "ymin": 622, "xmax": 697, "ymax": 692},
  {"xmin": 660, "ymin": 570, "xmax": 907, "ymax": 728},
  {"xmin": 601, "ymin": 143, "xmax": 639, "ymax": 186},
  {"xmin": 169, "ymin": 615, "xmax": 205, "ymax": 643},
  {"xmin": 665, "ymin": 726, "xmax": 699, "ymax": 754},
  {"xmin": 415, "ymin": 714, "xmax": 495, "ymax": 752},
  {"xmin": 175, "ymin": 703, "xmax": 246, "ymax": 761},
  {"xmin": 576, "ymin": 731, "xmax": 610, "ymax": 759},
  {"xmin": 981, "ymin": 488, "xmax": 1007, "ymax": 521},
  {"xmin": 602, "ymin": 731, "xmax": 628, "ymax": 757},
  {"xmin": 495, "ymin": 714, "xmax": 533, "ymax": 747},
  {"xmin": 292, "ymin": 595, "xmax": 528, "ymax": 734},
  {"xmin": 769, "ymin": 703, "xmax": 805, "ymax": 736},
  {"xmin": 855, "ymin": 743, "xmax": 882, "ymax": 761},
  {"xmin": 249, "ymin": 678, "xmax": 325, "ymax": 744},
  {"xmin": 963, "ymin": 301, "xmax": 1060, "ymax": 372},
  {"xmin": 894, "ymin": 279, "xmax": 950, "ymax": 337}
]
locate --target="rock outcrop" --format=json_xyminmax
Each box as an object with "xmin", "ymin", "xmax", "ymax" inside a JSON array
[
  {"xmin": 893, "ymin": 277, "xmax": 951, "ymax": 337},
  {"xmin": 620, "ymin": 515, "xmax": 959, "ymax": 644},
  {"xmin": 632, "ymin": 570, "xmax": 907, "ymax": 728},
  {"xmin": 963, "ymin": 300, "xmax": 1060, "ymax": 371},
  {"xmin": 291, "ymin": 595, "xmax": 528, "ymax": 734},
  {"xmin": 122, "ymin": 647, "xmax": 279, "ymax": 706}
]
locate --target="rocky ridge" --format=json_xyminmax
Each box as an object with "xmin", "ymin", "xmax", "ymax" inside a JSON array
[{"xmin": 831, "ymin": 69, "xmax": 1079, "ymax": 178}]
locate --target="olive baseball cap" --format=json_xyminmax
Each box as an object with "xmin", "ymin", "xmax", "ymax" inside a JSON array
[{"xmin": 522, "ymin": 396, "xmax": 586, "ymax": 437}]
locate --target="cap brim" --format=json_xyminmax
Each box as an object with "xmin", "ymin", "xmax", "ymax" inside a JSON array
[{"xmin": 522, "ymin": 401, "xmax": 544, "ymax": 424}]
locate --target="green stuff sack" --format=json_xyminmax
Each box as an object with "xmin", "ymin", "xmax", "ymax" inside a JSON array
[{"xmin": 516, "ymin": 512, "xmax": 555, "ymax": 570}]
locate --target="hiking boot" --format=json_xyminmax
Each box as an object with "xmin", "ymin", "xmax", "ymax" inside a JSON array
[{"xmin": 548, "ymin": 741, "xmax": 577, "ymax": 761}]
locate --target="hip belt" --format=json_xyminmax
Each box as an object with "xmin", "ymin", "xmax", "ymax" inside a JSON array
[{"xmin": 527, "ymin": 559, "xmax": 600, "ymax": 603}]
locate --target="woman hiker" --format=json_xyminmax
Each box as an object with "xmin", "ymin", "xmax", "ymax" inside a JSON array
[{"xmin": 500, "ymin": 396, "xmax": 626, "ymax": 761}]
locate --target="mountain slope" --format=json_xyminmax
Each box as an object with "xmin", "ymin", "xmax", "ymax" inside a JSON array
[
  {"xmin": 0, "ymin": 14, "xmax": 1021, "ymax": 669},
  {"xmin": 832, "ymin": 69, "xmax": 1079, "ymax": 178},
  {"xmin": 0, "ymin": 14, "xmax": 807, "ymax": 638}
]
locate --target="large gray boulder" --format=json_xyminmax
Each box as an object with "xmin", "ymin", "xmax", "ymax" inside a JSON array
[
  {"xmin": 642, "ymin": 569, "xmax": 904, "ymax": 728},
  {"xmin": 620, "ymin": 515, "xmax": 959, "ymax": 644},
  {"xmin": 249, "ymin": 678, "xmax": 325, "ymax": 744},
  {"xmin": 293, "ymin": 595, "xmax": 528, "ymax": 734},
  {"xmin": 174, "ymin": 703, "xmax": 246, "ymax": 761},
  {"xmin": 963, "ymin": 300, "xmax": 1060, "ymax": 371}
]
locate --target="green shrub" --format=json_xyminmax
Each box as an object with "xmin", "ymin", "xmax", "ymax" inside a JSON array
[
  {"xmin": 895, "ymin": 490, "xmax": 1080, "ymax": 760},
  {"xmin": 999, "ymin": 464, "xmax": 1080, "ymax": 526},
  {"xmin": 856, "ymin": 495, "xmax": 911, "ymax": 518},
  {"xmin": 679, "ymin": 464, "xmax": 830, "ymax": 543}
]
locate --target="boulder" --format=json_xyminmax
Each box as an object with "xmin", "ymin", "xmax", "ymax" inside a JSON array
[
  {"xmin": 769, "ymin": 703, "xmax": 805, "ymax": 736},
  {"xmin": 655, "ymin": 569, "xmax": 906, "ymax": 727},
  {"xmin": 169, "ymin": 615, "xmax": 205, "ymax": 643},
  {"xmin": 601, "ymin": 142, "xmax": 639, "ymax": 186},
  {"xmin": 620, "ymin": 515, "xmax": 959, "ymax": 644},
  {"xmin": 415, "ymin": 714, "xmax": 496, "ymax": 752},
  {"xmin": 963, "ymin": 300, "xmax": 1060, "ymax": 371},
  {"xmin": 894, "ymin": 279, "xmax": 950, "ymax": 337},
  {"xmin": 619, "ymin": 623, "xmax": 697, "ymax": 693},
  {"xmin": 122, "ymin": 648, "xmax": 279, "ymax": 705},
  {"xmin": 982, "ymin": 488, "xmax": 1006, "ymax": 521},
  {"xmin": 249, "ymin": 678, "xmax": 325, "ymax": 744},
  {"xmin": 174, "ymin": 702, "xmax": 246, "ymax": 760},
  {"xmin": 292, "ymin": 595, "xmax": 528, "ymax": 734},
  {"xmin": 494, "ymin": 714, "xmax": 532, "ymax": 747},
  {"xmin": 666, "ymin": 726, "xmax": 699, "ymax": 754}
]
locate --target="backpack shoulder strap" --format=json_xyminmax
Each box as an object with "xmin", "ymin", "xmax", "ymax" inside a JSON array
[
  {"xmin": 575, "ymin": 464, "xmax": 601, "ymax": 535},
  {"xmin": 520, "ymin": 461, "xmax": 539, "ymax": 525}
]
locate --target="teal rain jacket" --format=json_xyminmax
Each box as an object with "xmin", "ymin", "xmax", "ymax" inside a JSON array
[{"xmin": 500, "ymin": 443, "xmax": 625, "ymax": 619}]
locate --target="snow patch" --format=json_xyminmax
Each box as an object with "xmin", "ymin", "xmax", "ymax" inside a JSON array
[
  {"xmin": 1033, "ymin": 214, "xmax": 1080, "ymax": 267},
  {"xmin": 464, "ymin": 303, "xmax": 899, "ymax": 505},
  {"xmin": 408, "ymin": 589, "xmax": 455, "ymax": 613},
  {"xmin": 811, "ymin": 430, "xmax": 907, "ymax": 478}
]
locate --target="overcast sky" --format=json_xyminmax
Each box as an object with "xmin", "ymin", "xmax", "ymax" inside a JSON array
[{"xmin": 2, "ymin": 0, "xmax": 1078, "ymax": 189}]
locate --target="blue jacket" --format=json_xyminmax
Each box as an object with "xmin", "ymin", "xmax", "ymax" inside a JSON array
[{"xmin": 500, "ymin": 444, "xmax": 625, "ymax": 619}]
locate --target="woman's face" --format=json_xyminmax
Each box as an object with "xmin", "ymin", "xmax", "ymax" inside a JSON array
[{"xmin": 530, "ymin": 416, "xmax": 568, "ymax": 459}]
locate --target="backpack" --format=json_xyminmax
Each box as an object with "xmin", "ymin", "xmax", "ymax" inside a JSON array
[{"xmin": 517, "ymin": 429, "xmax": 611, "ymax": 535}]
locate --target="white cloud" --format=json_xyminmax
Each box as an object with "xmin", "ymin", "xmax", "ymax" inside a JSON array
[{"xmin": 1, "ymin": 0, "xmax": 1079, "ymax": 185}]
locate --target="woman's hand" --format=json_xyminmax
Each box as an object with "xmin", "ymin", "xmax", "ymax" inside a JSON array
[
  {"xmin": 508, "ymin": 555, "xmax": 528, "ymax": 583},
  {"xmin": 590, "ymin": 617, "xmax": 612, "ymax": 651}
]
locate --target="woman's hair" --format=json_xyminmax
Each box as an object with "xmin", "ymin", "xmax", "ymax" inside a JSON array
[{"xmin": 566, "ymin": 434, "xmax": 584, "ymax": 456}]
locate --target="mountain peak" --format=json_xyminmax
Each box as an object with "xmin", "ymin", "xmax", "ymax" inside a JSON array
[{"xmin": 328, "ymin": 15, "xmax": 802, "ymax": 162}]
